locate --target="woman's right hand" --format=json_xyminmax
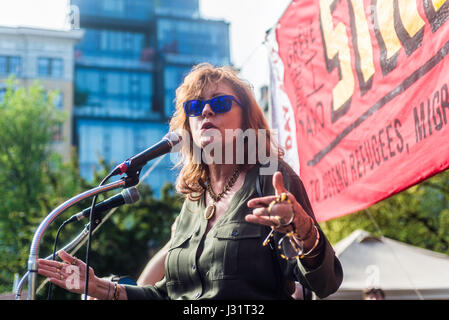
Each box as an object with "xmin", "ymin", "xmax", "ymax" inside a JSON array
[{"xmin": 38, "ymin": 250, "xmax": 107, "ymax": 299}]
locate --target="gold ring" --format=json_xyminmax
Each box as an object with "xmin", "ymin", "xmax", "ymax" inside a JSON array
[
  {"xmin": 279, "ymin": 192, "xmax": 289, "ymax": 202},
  {"xmin": 272, "ymin": 216, "xmax": 281, "ymax": 228},
  {"xmin": 280, "ymin": 210, "xmax": 295, "ymax": 227},
  {"xmin": 267, "ymin": 200, "xmax": 276, "ymax": 216}
]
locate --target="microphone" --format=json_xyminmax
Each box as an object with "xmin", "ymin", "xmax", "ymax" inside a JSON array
[
  {"xmin": 65, "ymin": 187, "xmax": 140, "ymax": 224},
  {"xmin": 111, "ymin": 132, "xmax": 182, "ymax": 176}
]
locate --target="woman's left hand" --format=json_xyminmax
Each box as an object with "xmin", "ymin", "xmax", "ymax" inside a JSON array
[{"xmin": 245, "ymin": 171, "xmax": 314, "ymax": 236}]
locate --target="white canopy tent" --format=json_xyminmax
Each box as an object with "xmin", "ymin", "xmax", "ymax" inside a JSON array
[{"xmin": 324, "ymin": 229, "xmax": 449, "ymax": 300}]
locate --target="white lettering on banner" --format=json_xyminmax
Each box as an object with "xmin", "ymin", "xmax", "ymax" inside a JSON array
[{"xmin": 267, "ymin": 30, "xmax": 300, "ymax": 175}]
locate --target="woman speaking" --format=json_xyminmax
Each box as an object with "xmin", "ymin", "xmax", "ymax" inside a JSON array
[{"xmin": 37, "ymin": 63, "xmax": 343, "ymax": 300}]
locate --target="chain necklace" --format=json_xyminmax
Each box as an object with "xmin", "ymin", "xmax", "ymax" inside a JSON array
[{"xmin": 204, "ymin": 166, "xmax": 241, "ymax": 220}]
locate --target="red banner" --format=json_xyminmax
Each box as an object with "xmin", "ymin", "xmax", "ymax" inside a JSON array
[{"xmin": 268, "ymin": 0, "xmax": 449, "ymax": 221}]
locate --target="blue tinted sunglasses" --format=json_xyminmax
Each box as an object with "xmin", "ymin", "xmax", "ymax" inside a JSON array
[{"xmin": 183, "ymin": 95, "xmax": 242, "ymax": 117}]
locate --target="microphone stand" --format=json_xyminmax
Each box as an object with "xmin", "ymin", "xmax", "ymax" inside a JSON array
[
  {"xmin": 18, "ymin": 138, "xmax": 152, "ymax": 300},
  {"xmin": 15, "ymin": 155, "xmax": 162, "ymax": 299},
  {"xmin": 15, "ymin": 200, "xmax": 118, "ymax": 300},
  {"xmin": 23, "ymin": 178, "xmax": 129, "ymax": 300},
  {"xmin": 15, "ymin": 222, "xmax": 91, "ymax": 299}
]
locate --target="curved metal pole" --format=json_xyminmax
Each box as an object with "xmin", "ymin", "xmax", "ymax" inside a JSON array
[
  {"xmin": 15, "ymin": 225, "xmax": 90, "ymax": 300},
  {"xmin": 26, "ymin": 179, "xmax": 126, "ymax": 300},
  {"xmin": 16, "ymin": 228, "xmax": 88, "ymax": 299},
  {"xmin": 17, "ymin": 154, "xmax": 164, "ymax": 299}
]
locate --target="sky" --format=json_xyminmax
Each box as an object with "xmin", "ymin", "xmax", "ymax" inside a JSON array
[
  {"xmin": 0, "ymin": 0, "xmax": 291, "ymax": 100},
  {"xmin": 199, "ymin": 0, "xmax": 291, "ymax": 99}
]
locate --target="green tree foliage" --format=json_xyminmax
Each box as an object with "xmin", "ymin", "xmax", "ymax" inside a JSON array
[
  {"xmin": 320, "ymin": 170, "xmax": 449, "ymax": 255},
  {"xmin": 0, "ymin": 79, "xmax": 183, "ymax": 298},
  {"xmin": 72, "ymin": 160, "xmax": 182, "ymax": 283},
  {"xmin": 34, "ymin": 160, "xmax": 182, "ymax": 300},
  {"xmin": 0, "ymin": 78, "xmax": 66, "ymax": 293}
]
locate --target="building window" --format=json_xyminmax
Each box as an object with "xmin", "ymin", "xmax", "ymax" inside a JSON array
[
  {"xmin": 38, "ymin": 57, "xmax": 63, "ymax": 78},
  {"xmin": 53, "ymin": 92, "xmax": 63, "ymax": 109},
  {"xmin": 75, "ymin": 67, "xmax": 152, "ymax": 113},
  {"xmin": 101, "ymin": 0, "xmax": 124, "ymax": 13},
  {"xmin": 164, "ymin": 66, "xmax": 189, "ymax": 117},
  {"xmin": 0, "ymin": 55, "xmax": 22, "ymax": 76},
  {"xmin": 157, "ymin": 18, "xmax": 230, "ymax": 65},
  {"xmin": 52, "ymin": 124, "xmax": 63, "ymax": 142},
  {"xmin": 98, "ymin": 29, "xmax": 145, "ymax": 55},
  {"xmin": 155, "ymin": 0, "xmax": 199, "ymax": 17},
  {"xmin": 42, "ymin": 90, "xmax": 63, "ymax": 110},
  {"xmin": 0, "ymin": 86, "xmax": 6, "ymax": 103},
  {"xmin": 133, "ymin": 130, "xmax": 145, "ymax": 154},
  {"xmin": 102, "ymin": 132, "xmax": 111, "ymax": 160}
]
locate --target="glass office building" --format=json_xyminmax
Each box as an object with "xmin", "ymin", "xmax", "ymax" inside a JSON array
[
  {"xmin": 71, "ymin": 0, "xmax": 230, "ymax": 195},
  {"xmin": 157, "ymin": 16, "xmax": 230, "ymax": 117}
]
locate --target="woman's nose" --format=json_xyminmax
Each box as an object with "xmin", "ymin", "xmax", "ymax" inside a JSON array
[{"xmin": 202, "ymin": 103, "xmax": 215, "ymax": 117}]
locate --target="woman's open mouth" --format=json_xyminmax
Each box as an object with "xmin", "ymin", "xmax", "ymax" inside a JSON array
[{"xmin": 201, "ymin": 122, "xmax": 217, "ymax": 131}]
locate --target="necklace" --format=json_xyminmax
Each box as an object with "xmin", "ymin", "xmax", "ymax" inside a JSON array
[{"xmin": 204, "ymin": 166, "xmax": 241, "ymax": 220}]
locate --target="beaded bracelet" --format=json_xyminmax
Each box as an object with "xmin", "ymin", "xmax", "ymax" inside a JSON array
[
  {"xmin": 299, "ymin": 225, "xmax": 321, "ymax": 259},
  {"xmin": 112, "ymin": 282, "xmax": 121, "ymax": 300}
]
